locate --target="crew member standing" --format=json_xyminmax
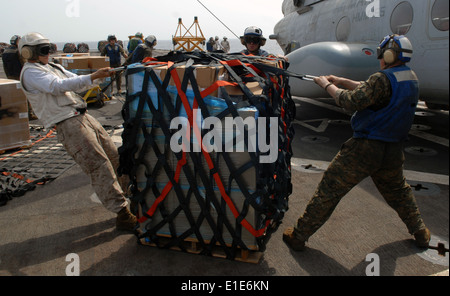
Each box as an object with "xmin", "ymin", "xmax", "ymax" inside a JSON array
[
  {"xmin": 283, "ymin": 34, "xmax": 431, "ymax": 251},
  {"xmin": 221, "ymin": 37, "xmax": 230, "ymax": 53},
  {"xmin": 240, "ymin": 26, "xmax": 269, "ymax": 57},
  {"xmin": 127, "ymin": 32, "xmax": 143, "ymax": 55},
  {"xmin": 19, "ymin": 32, "xmax": 137, "ymax": 232},
  {"xmin": 127, "ymin": 35, "xmax": 157, "ymax": 64},
  {"xmin": 101, "ymin": 35, "xmax": 128, "ymax": 95},
  {"xmin": 2, "ymin": 35, "xmax": 24, "ymax": 80},
  {"xmin": 2, "ymin": 34, "xmax": 37, "ymax": 120}
]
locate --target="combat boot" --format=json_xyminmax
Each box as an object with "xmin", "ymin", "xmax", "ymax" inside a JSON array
[
  {"xmin": 414, "ymin": 227, "xmax": 431, "ymax": 248},
  {"xmin": 116, "ymin": 207, "xmax": 137, "ymax": 232},
  {"xmin": 283, "ymin": 227, "xmax": 306, "ymax": 251}
]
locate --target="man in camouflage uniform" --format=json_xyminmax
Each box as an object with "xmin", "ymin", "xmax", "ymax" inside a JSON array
[
  {"xmin": 18, "ymin": 32, "xmax": 137, "ymax": 232},
  {"xmin": 283, "ymin": 35, "xmax": 430, "ymax": 251}
]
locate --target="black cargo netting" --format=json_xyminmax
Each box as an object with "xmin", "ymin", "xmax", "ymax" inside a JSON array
[{"xmin": 118, "ymin": 51, "xmax": 295, "ymax": 259}]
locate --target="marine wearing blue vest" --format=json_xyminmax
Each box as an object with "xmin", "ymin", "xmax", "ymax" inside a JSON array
[
  {"xmin": 283, "ymin": 35, "xmax": 431, "ymax": 252},
  {"xmin": 105, "ymin": 44, "xmax": 122, "ymax": 66},
  {"xmin": 352, "ymin": 65, "xmax": 419, "ymax": 142},
  {"xmin": 100, "ymin": 35, "xmax": 128, "ymax": 94}
]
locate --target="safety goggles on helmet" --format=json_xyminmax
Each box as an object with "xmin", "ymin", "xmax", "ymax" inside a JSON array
[
  {"xmin": 37, "ymin": 44, "xmax": 51, "ymax": 56},
  {"xmin": 244, "ymin": 36, "xmax": 261, "ymax": 45}
]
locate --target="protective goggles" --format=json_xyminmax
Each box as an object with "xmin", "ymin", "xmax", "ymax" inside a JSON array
[
  {"xmin": 244, "ymin": 36, "xmax": 261, "ymax": 44},
  {"xmin": 37, "ymin": 44, "xmax": 51, "ymax": 56}
]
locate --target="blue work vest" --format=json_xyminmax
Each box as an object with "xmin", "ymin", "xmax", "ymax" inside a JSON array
[
  {"xmin": 105, "ymin": 44, "xmax": 121, "ymax": 65},
  {"xmin": 351, "ymin": 65, "xmax": 419, "ymax": 142}
]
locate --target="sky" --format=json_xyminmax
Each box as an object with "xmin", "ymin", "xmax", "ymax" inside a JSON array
[{"xmin": 0, "ymin": 0, "xmax": 284, "ymax": 43}]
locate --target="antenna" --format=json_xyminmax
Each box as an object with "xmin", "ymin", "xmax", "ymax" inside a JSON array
[{"xmin": 197, "ymin": 0, "xmax": 239, "ymax": 39}]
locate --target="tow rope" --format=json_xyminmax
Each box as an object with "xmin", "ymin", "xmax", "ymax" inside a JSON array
[{"xmin": 118, "ymin": 51, "xmax": 295, "ymax": 258}]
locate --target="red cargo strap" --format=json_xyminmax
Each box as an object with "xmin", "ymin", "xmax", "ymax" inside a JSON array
[{"xmin": 138, "ymin": 151, "xmax": 187, "ymax": 224}]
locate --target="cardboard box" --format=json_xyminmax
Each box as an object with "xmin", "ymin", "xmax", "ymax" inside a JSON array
[
  {"xmin": 0, "ymin": 79, "xmax": 31, "ymax": 151},
  {"xmin": 88, "ymin": 56, "xmax": 110, "ymax": 69},
  {"xmin": 53, "ymin": 56, "xmax": 89, "ymax": 70},
  {"xmin": 223, "ymin": 81, "xmax": 263, "ymax": 96},
  {"xmin": 159, "ymin": 65, "xmax": 225, "ymax": 89}
]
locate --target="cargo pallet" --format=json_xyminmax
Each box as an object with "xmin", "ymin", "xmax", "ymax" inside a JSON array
[
  {"xmin": 120, "ymin": 51, "xmax": 294, "ymax": 264},
  {"xmin": 0, "ymin": 144, "xmax": 32, "ymax": 156},
  {"xmin": 139, "ymin": 234, "xmax": 264, "ymax": 264}
]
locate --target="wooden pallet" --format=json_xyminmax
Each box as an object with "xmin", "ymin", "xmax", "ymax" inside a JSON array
[{"xmin": 139, "ymin": 234, "xmax": 264, "ymax": 264}]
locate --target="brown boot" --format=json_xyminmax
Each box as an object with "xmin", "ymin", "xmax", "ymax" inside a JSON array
[
  {"xmin": 414, "ymin": 228, "xmax": 431, "ymax": 248},
  {"xmin": 283, "ymin": 227, "xmax": 306, "ymax": 251},
  {"xmin": 116, "ymin": 207, "xmax": 137, "ymax": 232}
]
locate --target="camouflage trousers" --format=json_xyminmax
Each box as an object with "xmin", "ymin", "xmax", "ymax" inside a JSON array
[
  {"xmin": 56, "ymin": 113, "xmax": 128, "ymax": 213},
  {"xmin": 294, "ymin": 138, "xmax": 426, "ymax": 241}
]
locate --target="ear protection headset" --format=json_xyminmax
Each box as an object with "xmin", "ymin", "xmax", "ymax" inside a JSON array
[
  {"xmin": 21, "ymin": 46, "xmax": 37, "ymax": 60},
  {"xmin": 382, "ymin": 38, "xmax": 398, "ymax": 64},
  {"xmin": 18, "ymin": 32, "xmax": 51, "ymax": 61},
  {"xmin": 21, "ymin": 44, "xmax": 51, "ymax": 61},
  {"xmin": 377, "ymin": 35, "xmax": 413, "ymax": 65}
]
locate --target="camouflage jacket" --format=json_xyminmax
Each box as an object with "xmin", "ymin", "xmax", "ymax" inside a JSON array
[{"xmin": 335, "ymin": 72, "xmax": 392, "ymax": 113}]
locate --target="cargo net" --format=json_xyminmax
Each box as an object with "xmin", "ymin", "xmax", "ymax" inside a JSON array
[{"xmin": 119, "ymin": 51, "xmax": 295, "ymax": 259}]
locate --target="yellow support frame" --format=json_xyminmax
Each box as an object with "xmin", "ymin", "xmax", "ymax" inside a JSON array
[{"xmin": 173, "ymin": 17, "xmax": 206, "ymax": 52}]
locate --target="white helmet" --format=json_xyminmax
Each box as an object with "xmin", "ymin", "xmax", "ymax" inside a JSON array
[
  {"xmin": 377, "ymin": 34, "xmax": 413, "ymax": 64},
  {"xmin": 145, "ymin": 35, "xmax": 157, "ymax": 47},
  {"xmin": 19, "ymin": 32, "xmax": 50, "ymax": 60},
  {"xmin": 240, "ymin": 26, "xmax": 266, "ymax": 46}
]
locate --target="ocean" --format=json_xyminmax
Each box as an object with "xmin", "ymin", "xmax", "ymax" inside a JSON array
[{"xmin": 54, "ymin": 38, "xmax": 285, "ymax": 56}]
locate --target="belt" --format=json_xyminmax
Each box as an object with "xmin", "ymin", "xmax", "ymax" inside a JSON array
[{"xmin": 76, "ymin": 108, "xmax": 87, "ymax": 114}]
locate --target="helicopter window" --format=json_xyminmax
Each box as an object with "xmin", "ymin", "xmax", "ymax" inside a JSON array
[
  {"xmin": 431, "ymin": 0, "xmax": 449, "ymax": 31},
  {"xmin": 390, "ymin": 1, "xmax": 414, "ymax": 35},
  {"xmin": 293, "ymin": 0, "xmax": 304, "ymax": 7},
  {"xmin": 336, "ymin": 16, "xmax": 351, "ymax": 41}
]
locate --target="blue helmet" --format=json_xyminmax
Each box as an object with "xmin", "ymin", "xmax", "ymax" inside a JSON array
[{"xmin": 377, "ymin": 35, "xmax": 413, "ymax": 63}]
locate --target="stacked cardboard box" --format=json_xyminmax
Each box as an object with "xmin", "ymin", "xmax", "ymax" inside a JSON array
[
  {"xmin": 0, "ymin": 79, "xmax": 31, "ymax": 151},
  {"xmin": 88, "ymin": 56, "xmax": 110, "ymax": 70},
  {"xmin": 52, "ymin": 56, "xmax": 110, "ymax": 70}
]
